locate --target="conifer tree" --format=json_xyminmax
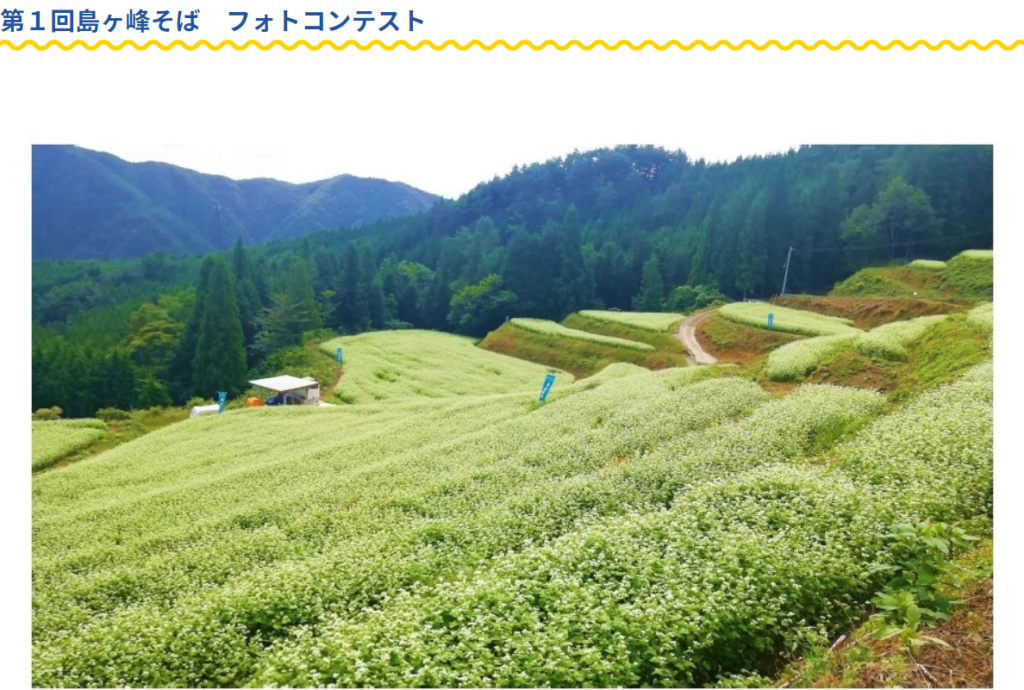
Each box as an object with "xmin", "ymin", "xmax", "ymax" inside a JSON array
[
  {"xmin": 232, "ymin": 237, "xmax": 263, "ymax": 346},
  {"xmin": 286, "ymin": 257, "xmax": 323, "ymax": 332},
  {"xmin": 633, "ymin": 254, "xmax": 665, "ymax": 311},
  {"xmin": 191, "ymin": 258, "xmax": 248, "ymax": 398},
  {"xmin": 168, "ymin": 257, "xmax": 215, "ymax": 401}
]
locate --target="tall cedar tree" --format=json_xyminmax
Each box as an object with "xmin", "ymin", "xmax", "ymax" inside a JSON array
[
  {"xmin": 232, "ymin": 237, "xmax": 263, "ymax": 346},
  {"xmin": 285, "ymin": 257, "xmax": 323, "ymax": 332},
  {"xmin": 168, "ymin": 257, "xmax": 215, "ymax": 402},
  {"xmin": 191, "ymin": 258, "xmax": 248, "ymax": 398},
  {"xmin": 633, "ymin": 254, "xmax": 665, "ymax": 311}
]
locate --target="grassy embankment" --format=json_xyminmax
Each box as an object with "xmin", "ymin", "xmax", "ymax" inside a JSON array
[{"xmin": 479, "ymin": 312, "xmax": 689, "ymax": 378}]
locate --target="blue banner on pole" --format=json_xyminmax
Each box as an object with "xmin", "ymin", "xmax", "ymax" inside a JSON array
[
  {"xmin": 538, "ymin": 373, "xmax": 556, "ymax": 403},
  {"xmin": 336, "ymin": 347, "xmax": 344, "ymax": 364},
  {"xmin": 217, "ymin": 391, "xmax": 227, "ymax": 413},
  {"xmin": 767, "ymin": 313, "xmax": 774, "ymax": 330}
]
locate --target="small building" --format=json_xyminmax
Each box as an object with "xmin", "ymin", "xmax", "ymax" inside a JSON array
[{"xmin": 248, "ymin": 375, "xmax": 321, "ymax": 406}]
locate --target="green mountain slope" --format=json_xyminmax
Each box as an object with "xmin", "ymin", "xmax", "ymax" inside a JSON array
[{"xmin": 32, "ymin": 145, "xmax": 440, "ymax": 260}]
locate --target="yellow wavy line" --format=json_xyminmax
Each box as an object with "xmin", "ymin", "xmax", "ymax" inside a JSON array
[{"xmin": 2, "ymin": 38, "xmax": 1023, "ymax": 51}]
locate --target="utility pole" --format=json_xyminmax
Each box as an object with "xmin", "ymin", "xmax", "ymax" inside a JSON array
[
  {"xmin": 780, "ymin": 246, "xmax": 794, "ymax": 296},
  {"xmin": 213, "ymin": 203, "xmax": 222, "ymax": 246}
]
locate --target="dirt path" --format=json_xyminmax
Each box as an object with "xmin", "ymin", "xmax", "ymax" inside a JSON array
[{"xmin": 677, "ymin": 311, "xmax": 718, "ymax": 365}]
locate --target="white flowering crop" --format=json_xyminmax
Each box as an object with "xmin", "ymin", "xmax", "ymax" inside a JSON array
[
  {"xmin": 954, "ymin": 249, "xmax": 993, "ymax": 260},
  {"xmin": 719, "ymin": 302, "xmax": 861, "ymax": 337},
  {"xmin": 766, "ymin": 315, "xmax": 950, "ymax": 380},
  {"xmin": 577, "ymin": 310, "xmax": 682, "ymax": 332},
  {"xmin": 253, "ymin": 385, "xmax": 890, "ymax": 687},
  {"xmin": 32, "ymin": 348, "xmax": 990, "ymax": 688},
  {"xmin": 509, "ymin": 318, "xmax": 655, "ymax": 351},
  {"xmin": 253, "ymin": 368, "xmax": 989, "ymax": 689},
  {"xmin": 32, "ymin": 370, "xmax": 763, "ymax": 687},
  {"xmin": 852, "ymin": 314, "xmax": 949, "ymax": 361},
  {"xmin": 966, "ymin": 302, "xmax": 993, "ymax": 333},
  {"xmin": 32, "ymin": 419, "xmax": 106, "ymax": 471},
  {"xmin": 764, "ymin": 334, "xmax": 858, "ymax": 381},
  {"xmin": 833, "ymin": 360, "xmax": 992, "ymax": 522},
  {"xmin": 569, "ymin": 362, "xmax": 649, "ymax": 387},
  {"xmin": 320, "ymin": 329, "xmax": 572, "ymax": 403},
  {"xmin": 907, "ymin": 259, "xmax": 947, "ymax": 271}
]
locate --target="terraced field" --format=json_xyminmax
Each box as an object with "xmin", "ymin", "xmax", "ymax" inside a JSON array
[
  {"xmin": 577, "ymin": 310, "xmax": 682, "ymax": 332},
  {"xmin": 31, "ymin": 418, "xmax": 106, "ymax": 471},
  {"xmin": 719, "ymin": 302, "xmax": 862, "ymax": 337},
  {"xmin": 509, "ymin": 318, "xmax": 655, "ymax": 351},
  {"xmin": 32, "ymin": 344, "xmax": 992, "ymax": 686},
  {"xmin": 32, "ymin": 284, "xmax": 994, "ymax": 688},
  {"xmin": 832, "ymin": 248, "xmax": 993, "ymax": 301},
  {"xmin": 320, "ymin": 329, "xmax": 571, "ymax": 404},
  {"xmin": 764, "ymin": 305, "xmax": 992, "ymax": 383}
]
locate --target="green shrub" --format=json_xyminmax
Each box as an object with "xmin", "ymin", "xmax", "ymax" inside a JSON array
[
  {"xmin": 32, "ymin": 406, "xmax": 63, "ymax": 421},
  {"xmin": 96, "ymin": 408, "xmax": 131, "ymax": 422}
]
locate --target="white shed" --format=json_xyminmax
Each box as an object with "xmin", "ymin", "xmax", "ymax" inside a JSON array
[{"xmin": 249, "ymin": 375, "xmax": 321, "ymax": 405}]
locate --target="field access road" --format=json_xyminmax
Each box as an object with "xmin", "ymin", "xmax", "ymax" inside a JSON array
[{"xmin": 677, "ymin": 311, "xmax": 718, "ymax": 365}]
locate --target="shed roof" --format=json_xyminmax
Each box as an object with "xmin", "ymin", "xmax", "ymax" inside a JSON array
[{"xmin": 249, "ymin": 375, "xmax": 320, "ymax": 393}]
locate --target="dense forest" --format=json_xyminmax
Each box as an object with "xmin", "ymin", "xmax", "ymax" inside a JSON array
[{"xmin": 32, "ymin": 144, "xmax": 993, "ymax": 416}]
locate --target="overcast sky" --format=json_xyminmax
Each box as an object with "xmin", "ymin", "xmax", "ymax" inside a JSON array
[{"xmin": 64, "ymin": 138, "xmax": 800, "ymax": 200}]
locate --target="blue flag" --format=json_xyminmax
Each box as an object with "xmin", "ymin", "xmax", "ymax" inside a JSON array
[{"xmin": 539, "ymin": 373, "xmax": 556, "ymax": 403}]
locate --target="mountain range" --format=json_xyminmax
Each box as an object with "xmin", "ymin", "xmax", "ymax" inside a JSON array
[{"xmin": 32, "ymin": 145, "xmax": 440, "ymax": 260}]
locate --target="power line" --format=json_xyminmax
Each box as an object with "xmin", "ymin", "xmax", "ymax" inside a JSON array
[{"xmin": 788, "ymin": 230, "xmax": 990, "ymax": 255}]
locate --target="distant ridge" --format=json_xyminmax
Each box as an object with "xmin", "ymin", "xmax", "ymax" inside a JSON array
[{"xmin": 32, "ymin": 145, "xmax": 440, "ymax": 260}]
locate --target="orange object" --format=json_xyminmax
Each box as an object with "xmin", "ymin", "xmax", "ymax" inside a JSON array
[{"xmin": 245, "ymin": 397, "xmax": 264, "ymax": 408}]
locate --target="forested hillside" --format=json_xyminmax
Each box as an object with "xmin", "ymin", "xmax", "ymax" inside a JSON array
[
  {"xmin": 32, "ymin": 144, "xmax": 992, "ymax": 415},
  {"xmin": 32, "ymin": 145, "xmax": 440, "ymax": 260}
]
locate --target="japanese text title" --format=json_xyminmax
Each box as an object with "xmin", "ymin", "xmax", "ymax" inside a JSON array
[{"xmin": 0, "ymin": 8, "xmax": 425, "ymax": 34}]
